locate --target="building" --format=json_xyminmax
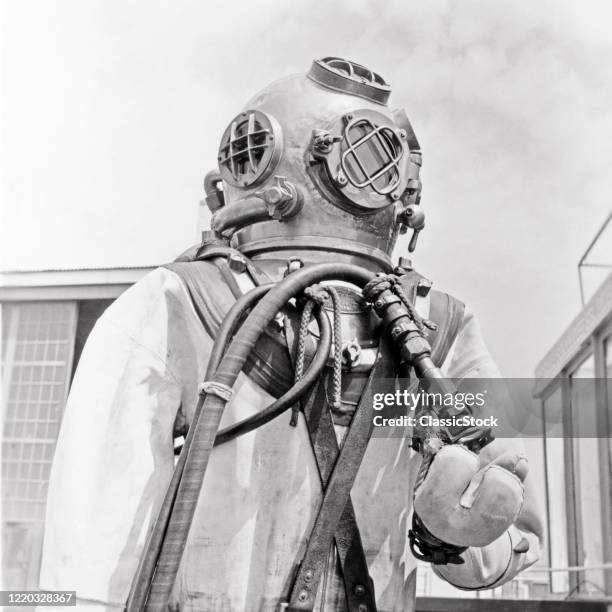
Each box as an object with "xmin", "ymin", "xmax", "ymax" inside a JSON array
[
  {"xmin": 534, "ymin": 269, "xmax": 612, "ymax": 599},
  {"xmin": 1, "ymin": 267, "xmax": 154, "ymax": 589}
]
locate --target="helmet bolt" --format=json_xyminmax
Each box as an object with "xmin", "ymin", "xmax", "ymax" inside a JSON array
[
  {"xmin": 227, "ymin": 253, "xmax": 247, "ymax": 273},
  {"xmin": 336, "ymin": 174, "xmax": 348, "ymax": 186},
  {"xmin": 298, "ymin": 590, "xmax": 308, "ymax": 602},
  {"xmin": 312, "ymin": 130, "xmax": 339, "ymax": 155},
  {"xmin": 285, "ymin": 257, "xmax": 304, "ymax": 276},
  {"xmin": 264, "ymin": 186, "xmax": 283, "ymax": 205},
  {"xmin": 399, "ymin": 129, "xmax": 407, "ymax": 139},
  {"xmin": 354, "ymin": 584, "xmax": 366, "ymax": 596}
]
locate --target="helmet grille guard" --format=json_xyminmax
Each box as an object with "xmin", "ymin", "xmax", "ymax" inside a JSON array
[
  {"xmin": 308, "ymin": 57, "xmax": 391, "ymax": 105},
  {"xmin": 341, "ymin": 116, "xmax": 404, "ymax": 196},
  {"xmin": 218, "ymin": 110, "xmax": 282, "ymax": 187}
]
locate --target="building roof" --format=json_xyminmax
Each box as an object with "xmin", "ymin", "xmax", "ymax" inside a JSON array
[
  {"xmin": 0, "ymin": 266, "xmax": 157, "ymax": 301},
  {"xmin": 535, "ymin": 269, "xmax": 612, "ymax": 387}
]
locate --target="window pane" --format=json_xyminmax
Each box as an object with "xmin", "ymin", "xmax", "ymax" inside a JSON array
[
  {"xmin": 1, "ymin": 302, "xmax": 77, "ymax": 522},
  {"xmin": 570, "ymin": 354, "xmax": 604, "ymax": 594},
  {"xmin": 543, "ymin": 387, "xmax": 569, "ymax": 593}
]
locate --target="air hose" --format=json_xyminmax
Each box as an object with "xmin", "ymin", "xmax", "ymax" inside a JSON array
[
  {"xmin": 132, "ymin": 263, "xmax": 373, "ymax": 611},
  {"xmin": 128, "ymin": 283, "xmax": 332, "ymax": 610},
  {"xmin": 126, "ymin": 284, "xmax": 272, "ymax": 612},
  {"xmin": 211, "ymin": 177, "xmax": 303, "ymax": 238},
  {"xmin": 214, "ymin": 305, "xmax": 331, "ymax": 446}
]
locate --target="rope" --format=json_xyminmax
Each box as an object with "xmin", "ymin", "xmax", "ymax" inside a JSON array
[
  {"xmin": 198, "ymin": 381, "xmax": 233, "ymax": 402},
  {"xmin": 412, "ymin": 435, "xmax": 446, "ymax": 493},
  {"xmin": 392, "ymin": 277, "xmax": 438, "ymax": 333},
  {"xmin": 289, "ymin": 284, "xmax": 343, "ymax": 425},
  {"xmin": 325, "ymin": 286, "xmax": 343, "ymax": 411},
  {"xmin": 290, "ymin": 296, "xmax": 320, "ymax": 426}
]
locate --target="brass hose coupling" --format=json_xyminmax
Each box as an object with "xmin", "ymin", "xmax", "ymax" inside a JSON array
[{"xmin": 363, "ymin": 274, "xmax": 455, "ymax": 397}]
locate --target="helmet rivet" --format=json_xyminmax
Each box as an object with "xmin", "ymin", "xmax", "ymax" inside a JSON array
[
  {"xmin": 391, "ymin": 192, "xmax": 400, "ymax": 200},
  {"xmin": 227, "ymin": 253, "xmax": 247, "ymax": 273},
  {"xmin": 298, "ymin": 590, "xmax": 308, "ymax": 602},
  {"xmin": 336, "ymin": 172, "xmax": 348, "ymax": 186},
  {"xmin": 344, "ymin": 113, "xmax": 354, "ymax": 123},
  {"xmin": 399, "ymin": 129, "xmax": 407, "ymax": 139},
  {"xmin": 285, "ymin": 257, "xmax": 304, "ymax": 276}
]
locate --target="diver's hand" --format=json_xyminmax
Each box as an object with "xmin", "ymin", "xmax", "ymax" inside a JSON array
[{"xmin": 413, "ymin": 441, "xmax": 527, "ymax": 548}]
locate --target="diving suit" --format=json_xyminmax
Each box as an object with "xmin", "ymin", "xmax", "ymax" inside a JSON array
[{"xmin": 40, "ymin": 57, "xmax": 543, "ymax": 611}]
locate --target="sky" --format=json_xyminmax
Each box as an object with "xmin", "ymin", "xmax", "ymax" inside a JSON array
[{"xmin": 1, "ymin": 0, "xmax": 611, "ymax": 376}]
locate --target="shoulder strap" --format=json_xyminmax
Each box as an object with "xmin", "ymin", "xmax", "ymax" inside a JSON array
[
  {"xmin": 163, "ymin": 261, "xmax": 233, "ymax": 338},
  {"xmin": 163, "ymin": 259, "xmax": 294, "ymax": 398},
  {"xmin": 397, "ymin": 270, "xmax": 465, "ymax": 369},
  {"xmin": 428, "ymin": 290, "xmax": 465, "ymax": 368}
]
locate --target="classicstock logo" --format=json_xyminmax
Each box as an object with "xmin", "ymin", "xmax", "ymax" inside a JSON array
[{"xmin": 368, "ymin": 377, "xmax": 605, "ymax": 439}]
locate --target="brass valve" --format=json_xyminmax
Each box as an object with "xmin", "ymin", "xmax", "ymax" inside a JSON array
[
  {"xmin": 397, "ymin": 204, "xmax": 425, "ymax": 253},
  {"xmin": 255, "ymin": 176, "xmax": 303, "ymax": 220}
]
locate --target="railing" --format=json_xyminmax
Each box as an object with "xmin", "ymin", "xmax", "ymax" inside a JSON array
[
  {"xmin": 578, "ymin": 210, "xmax": 612, "ymax": 305},
  {"xmin": 416, "ymin": 597, "xmax": 611, "ymax": 611}
]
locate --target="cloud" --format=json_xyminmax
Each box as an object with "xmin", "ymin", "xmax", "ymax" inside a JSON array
[{"xmin": 1, "ymin": 0, "xmax": 611, "ymax": 375}]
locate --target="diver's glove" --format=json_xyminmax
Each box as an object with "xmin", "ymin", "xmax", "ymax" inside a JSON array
[{"xmin": 411, "ymin": 442, "xmax": 527, "ymax": 557}]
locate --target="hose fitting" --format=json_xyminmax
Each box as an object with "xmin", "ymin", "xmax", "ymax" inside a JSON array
[{"xmin": 211, "ymin": 176, "xmax": 303, "ymax": 237}]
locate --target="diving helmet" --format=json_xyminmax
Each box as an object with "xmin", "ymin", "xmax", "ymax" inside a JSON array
[{"xmin": 207, "ymin": 57, "xmax": 425, "ymax": 272}]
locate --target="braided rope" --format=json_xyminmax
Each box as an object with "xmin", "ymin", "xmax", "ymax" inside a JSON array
[
  {"xmin": 324, "ymin": 286, "xmax": 343, "ymax": 411},
  {"xmin": 289, "ymin": 285, "xmax": 328, "ymax": 425},
  {"xmin": 198, "ymin": 381, "xmax": 233, "ymax": 402},
  {"xmin": 289, "ymin": 284, "xmax": 343, "ymax": 424},
  {"xmin": 294, "ymin": 300, "xmax": 317, "ymax": 382},
  {"xmin": 392, "ymin": 278, "xmax": 438, "ymax": 333},
  {"xmin": 363, "ymin": 273, "xmax": 437, "ymax": 334},
  {"xmin": 413, "ymin": 433, "xmax": 441, "ymax": 489}
]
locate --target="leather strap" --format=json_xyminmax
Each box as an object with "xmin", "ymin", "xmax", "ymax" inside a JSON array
[
  {"xmin": 302, "ymin": 379, "xmax": 377, "ymax": 612},
  {"xmin": 283, "ymin": 316, "xmax": 377, "ymax": 611},
  {"xmin": 164, "ymin": 260, "xmax": 295, "ymax": 398},
  {"xmin": 196, "ymin": 242, "xmax": 273, "ymax": 287},
  {"xmin": 428, "ymin": 290, "xmax": 465, "ymax": 368},
  {"xmin": 287, "ymin": 357, "xmax": 386, "ymax": 611},
  {"xmin": 164, "ymin": 261, "xmax": 231, "ymax": 340}
]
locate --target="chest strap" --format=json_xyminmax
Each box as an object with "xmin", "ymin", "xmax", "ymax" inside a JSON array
[{"xmin": 286, "ymin": 351, "xmax": 392, "ymax": 612}]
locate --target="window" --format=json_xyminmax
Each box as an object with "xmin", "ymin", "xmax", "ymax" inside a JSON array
[
  {"xmin": 542, "ymin": 386, "xmax": 569, "ymax": 593},
  {"xmin": 2, "ymin": 302, "xmax": 77, "ymax": 522},
  {"xmin": 570, "ymin": 354, "xmax": 605, "ymax": 595}
]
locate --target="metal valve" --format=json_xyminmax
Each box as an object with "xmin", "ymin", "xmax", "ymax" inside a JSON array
[
  {"xmin": 310, "ymin": 129, "xmax": 342, "ymax": 158},
  {"xmin": 397, "ymin": 204, "xmax": 425, "ymax": 253},
  {"xmin": 341, "ymin": 338, "xmax": 362, "ymax": 369},
  {"xmin": 255, "ymin": 176, "xmax": 303, "ymax": 220}
]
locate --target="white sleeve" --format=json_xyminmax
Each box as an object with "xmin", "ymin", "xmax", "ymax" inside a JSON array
[
  {"xmin": 433, "ymin": 306, "xmax": 544, "ymax": 590},
  {"xmin": 39, "ymin": 269, "xmax": 193, "ymax": 608}
]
